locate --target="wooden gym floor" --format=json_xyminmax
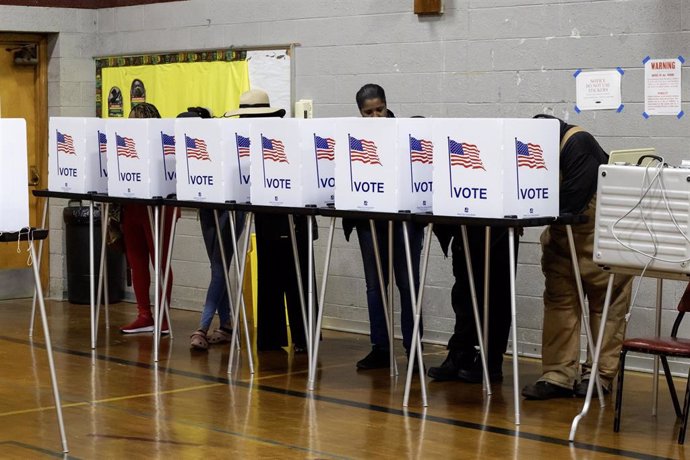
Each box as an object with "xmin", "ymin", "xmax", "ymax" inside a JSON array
[{"xmin": 0, "ymin": 299, "xmax": 687, "ymax": 459}]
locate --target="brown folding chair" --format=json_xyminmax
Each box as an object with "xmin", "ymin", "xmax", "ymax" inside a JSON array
[{"xmin": 614, "ymin": 283, "xmax": 690, "ymax": 444}]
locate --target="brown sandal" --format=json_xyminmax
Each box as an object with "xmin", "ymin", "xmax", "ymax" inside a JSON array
[
  {"xmin": 190, "ymin": 330, "xmax": 209, "ymax": 350},
  {"xmin": 208, "ymin": 328, "xmax": 232, "ymax": 344}
]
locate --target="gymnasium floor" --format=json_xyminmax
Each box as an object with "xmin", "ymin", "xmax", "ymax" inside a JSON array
[{"xmin": 0, "ymin": 299, "xmax": 685, "ymax": 459}]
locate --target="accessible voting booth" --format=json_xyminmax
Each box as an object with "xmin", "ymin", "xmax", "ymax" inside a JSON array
[
  {"xmin": 106, "ymin": 118, "xmax": 177, "ymax": 199},
  {"xmin": 48, "ymin": 117, "xmax": 108, "ymax": 194}
]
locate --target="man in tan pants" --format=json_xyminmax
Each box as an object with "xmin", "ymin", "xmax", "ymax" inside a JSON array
[{"xmin": 522, "ymin": 115, "xmax": 633, "ymax": 399}]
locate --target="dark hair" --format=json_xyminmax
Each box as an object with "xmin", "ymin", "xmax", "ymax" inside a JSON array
[
  {"xmin": 356, "ymin": 84, "xmax": 386, "ymax": 109},
  {"xmin": 129, "ymin": 102, "xmax": 161, "ymax": 119},
  {"xmin": 187, "ymin": 107, "xmax": 212, "ymax": 118}
]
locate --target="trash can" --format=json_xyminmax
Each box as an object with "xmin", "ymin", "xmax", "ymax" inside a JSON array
[{"xmin": 63, "ymin": 202, "xmax": 125, "ymax": 304}]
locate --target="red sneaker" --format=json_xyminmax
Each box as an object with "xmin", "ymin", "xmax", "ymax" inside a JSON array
[{"xmin": 120, "ymin": 314, "xmax": 154, "ymax": 334}]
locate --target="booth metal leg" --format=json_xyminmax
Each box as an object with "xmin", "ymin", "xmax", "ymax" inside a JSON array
[
  {"xmin": 228, "ymin": 210, "xmax": 254, "ymax": 374},
  {"xmin": 151, "ymin": 205, "xmax": 161, "ymax": 362},
  {"xmin": 369, "ymin": 220, "xmax": 398, "ymax": 377},
  {"xmin": 29, "ymin": 197, "xmax": 48, "ymax": 337},
  {"xmin": 653, "ymin": 279, "xmax": 663, "ymax": 416},
  {"xmin": 89, "ymin": 200, "xmax": 96, "ymax": 349},
  {"xmin": 508, "ymin": 227, "xmax": 519, "ymax": 424},
  {"xmin": 288, "ymin": 214, "xmax": 310, "ymax": 366},
  {"xmin": 228, "ymin": 212, "xmax": 253, "ymax": 376},
  {"xmin": 569, "ymin": 272, "xmax": 616, "ymax": 441},
  {"xmin": 403, "ymin": 222, "xmax": 433, "ymax": 407},
  {"xmin": 387, "ymin": 221, "xmax": 396, "ymax": 377},
  {"xmin": 482, "ymin": 226, "xmax": 491, "ymax": 374},
  {"xmin": 30, "ymin": 240, "xmax": 69, "ymax": 453},
  {"xmin": 308, "ymin": 216, "xmax": 336, "ymax": 391},
  {"xmin": 460, "ymin": 225, "xmax": 492, "ymax": 396},
  {"xmin": 159, "ymin": 208, "xmax": 177, "ymax": 341},
  {"xmin": 307, "ymin": 217, "xmax": 315, "ymax": 370},
  {"xmin": 94, "ymin": 203, "xmax": 110, "ymax": 346},
  {"xmin": 565, "ymin": 224, "xmax": 604, "ymax": 406},
  {"xmin": 214, "ymin": 210, "xmax": 241, "ymax": 350}
]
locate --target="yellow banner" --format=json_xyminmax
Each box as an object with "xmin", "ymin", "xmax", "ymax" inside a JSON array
[{"xmin": 101, "ymin": 60, "xmax": 250, "ymax": 118}]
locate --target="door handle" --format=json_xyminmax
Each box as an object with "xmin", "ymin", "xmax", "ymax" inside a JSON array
[{"xmin": 28, "ymin": 165, "xmax": 39, "ymax": 186}]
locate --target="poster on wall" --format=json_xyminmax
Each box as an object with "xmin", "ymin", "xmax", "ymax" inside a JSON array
[
  {"xmin": 575, "ymin": 70, "xmax": 622, "ymax": 111},
  {"xmin": 108, "ymin": 86, "xmax": 123, "ymax": 118},
  {"xmin": 644, "ymin": 57, "xmax": 683, "ymax": 117},
  {"xmin": 247, "ymin": 49, "xmax": 291, "ymax": 117},
  {"xmin": 130, "ymin": 79, "xmax": 146, "ymax": 108}
]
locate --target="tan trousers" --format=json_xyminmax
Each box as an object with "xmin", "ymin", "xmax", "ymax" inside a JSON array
[{"xmin": 539, "ymin": 197, "xmax": 633, "ymax": 389}]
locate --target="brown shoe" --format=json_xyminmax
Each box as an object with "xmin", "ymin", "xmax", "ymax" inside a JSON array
[{"xmin": 190, "ymin": 330, "xmax": 209, "ymax": 350}]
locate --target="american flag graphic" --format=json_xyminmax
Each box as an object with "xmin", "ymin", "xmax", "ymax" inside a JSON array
[
  {"xmin": 516, "ymin": 139, "xmax": 547, "ymax": 169},
  {"xmin": 185, "ymin": 135, "xmax": 210, "ymax": 161},
  {"xmin": 161, "ymin": 133, "xmax": 175, "ymax": 156},
  {"xmin": 410, "ymin": 136, "xmax": 433, "ymax": 164},
  {"xmin": 261, "ymin": 135, "xmax": 288, "ymax": 163},
  {"xmin": 116, "ymin": 134, "xmax": 138, "ymax": 158},
  {"xmin": 449, "ymin": 139, "xmax": 485, "ymax": 170},
  {"xmin": 98, "ymin": 132, "xmax": 107, "ymax": 155},
  {"xmin": 315, "ymin": 135, "xmax": 335, "ymax": 161},
  {"xmin": 349, "ymin": 136, "xmax": 381, "ymax": 165},
  {"xmin": 236, "ymin": 134, "xmax": 251, "ymax": 158},
  {"xmin": 56, "ymin": 131, "xmax": 76, "ymax": 155}
]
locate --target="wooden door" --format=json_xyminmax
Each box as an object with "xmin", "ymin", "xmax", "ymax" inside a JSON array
[{"xmin": 0, "ymin": 33, "xmax": 48, "ymax": 299}]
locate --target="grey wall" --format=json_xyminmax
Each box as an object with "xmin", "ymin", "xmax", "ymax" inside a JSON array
[{"xmin": 6, "ymin": 0, "xmax": 690, "ymax": 370}]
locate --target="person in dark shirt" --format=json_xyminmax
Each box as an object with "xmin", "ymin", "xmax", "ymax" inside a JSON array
[{"xmin": 522, "ymin": 115, "xmax": 633, "ymax": 399}]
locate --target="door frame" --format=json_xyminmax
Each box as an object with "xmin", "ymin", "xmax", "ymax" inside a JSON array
[{"xmin": 0, "ymin": 33, "xmax": 49, "ymax": 291}]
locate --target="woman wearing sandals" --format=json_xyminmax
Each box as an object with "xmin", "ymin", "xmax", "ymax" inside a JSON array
[{"xmin": 178, "ymin": 108, "xmax": 245, "ymax": 350}]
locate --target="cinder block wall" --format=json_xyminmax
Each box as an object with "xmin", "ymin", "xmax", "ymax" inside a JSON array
[{"xmin": 5, "ymin": 0, "xmax": 690, "ymax": 370}]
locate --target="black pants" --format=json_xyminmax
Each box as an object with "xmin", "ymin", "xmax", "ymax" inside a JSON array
[
  {"xmin": 255, "ymin": 214, "xmax": 313, "ymax": 350},
  {"xmin": 447, "ymin": 226, "xmax": 519, "ymax": 370}
]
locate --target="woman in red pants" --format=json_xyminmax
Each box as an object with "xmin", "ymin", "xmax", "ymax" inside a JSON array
[{"xmin": 119, "ymin": 102, "xmax": 177, "ymax": 334}]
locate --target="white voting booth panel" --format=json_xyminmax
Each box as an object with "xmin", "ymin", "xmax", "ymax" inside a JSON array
[
  {"xmin": 397, "ymin": 118, "xmax": 434, "ymax": 213},
  {"xmin": 334, "ymin": 118, "xmax": 399, "ymax": 212},
  {"xmin": 174, "ymin": 118, "xmax": 250, "ymax": 203},
  {"xmin": 432, "ymin": 118, "xmax": 559, "ymax": 218},
  {"xmin": 300, "ymin": 118, "xmax": 337, "ymax": 207},
  {"xmin": 0, "ymin": 119, "xmax": 29, "ymax": 232},
  {"xmin": 48, "ymin": 117, "xmax": 108, "ymax": 194},
  {"xmin": 594, "ymin": 164, "xmax": 690, "ymax": 275},
  {"xmin": 106, "ymin": 119, "xmax": 176, "ymax": 199},
  {"xmin": 250, "ymin": 118, "xmax": 320, "ymax": 207}
]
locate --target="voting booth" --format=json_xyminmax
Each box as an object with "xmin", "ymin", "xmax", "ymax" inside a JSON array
[
  {"xmin": 300, "ymin": 118, "xmax": 337, "ymax": 207},
  {"xmin": 0, "ymin": 119, "xmax": 29, "ymax": 231},
  {"xmin": 432, "ymin": 118, "xmax": 559, "ymax": 218},
  {"xmin": 106, "ymin": 119, "xmax": 177, "ymax": 199},
  {"xmin": 48, "ymin": 117, "xmax": 108, "ymax": 194},
  {"xmin": 397, "ymin": 118, "xmax": 434, "ymax": 213},
  {"xmin": 174, "ymin": 118, "xmax": 251, "ymax": 203},
  {"xmin": 249, "ymin": 118, "xmax": 321, "ymax": 207}
]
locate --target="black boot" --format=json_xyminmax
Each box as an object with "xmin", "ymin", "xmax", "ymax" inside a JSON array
[
  {"xmin": 356, "ymin": 346, "xmax": 390, "ymax": 370},
  {"xmin": 427, "ymin": 350, "xmax": 475, "ymax": 381}
]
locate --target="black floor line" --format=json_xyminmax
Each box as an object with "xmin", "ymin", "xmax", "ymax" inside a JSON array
[{"xmin": 3, "ymin": 335, "xmax": 674, "ymax": 460}]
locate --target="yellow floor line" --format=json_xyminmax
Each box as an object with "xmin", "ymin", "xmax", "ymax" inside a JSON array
[{"xmin": 0, "ymin": 382, "xmax": 224, "ymax": 418}]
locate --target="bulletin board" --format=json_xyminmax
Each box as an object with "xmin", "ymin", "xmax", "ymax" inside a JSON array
[{"xmin": 95, "ymin": 45, "xmax": 295, "ymax": 118}]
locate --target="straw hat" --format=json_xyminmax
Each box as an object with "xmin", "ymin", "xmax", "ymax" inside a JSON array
[{"xmin": 224, "ymin": 89, "xmax": 286, "ymax": 118}]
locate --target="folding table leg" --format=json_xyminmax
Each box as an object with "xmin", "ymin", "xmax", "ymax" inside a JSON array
[
  {"xmin": 653, "ymin": 279, "xmax": 663, "ymax": 416},
  {"xmin": 288, "ymin": 214, "xmax": 310, "ymax": 365},
  {"xmin": 228, "ymin": 212, "xmax": 253, "ymax": 376},
  {"xmin": 29, "ymin": 197, "xmax": 48, "ymax": 337},
  {"xmin": 569, "ymin": 272, "xmax": 616, "ymax": 441},
  {"xmin": 89, "ymin": 200, "xmax": 96, "ymax": 349},
  {"xmin": 508, "ymin": 227, "xmax": 519, "ymax": 424},
  {"xmin": 214, "ymin": 210, "xmax": 241, "ymax": 350},
  {"xmin": 29, "ymin": 240, "xmax": 69, "ymax": 453},
  {"xmin": 228, "ymin": 210, "xmax": 254, "ymax": 374},
  {"xmin": 308, "ymin": 216, "xmax": 336, "ymax": 391},
  {"xmin": 565, "ymin": 224, "xmax": 604, "ymax": 406},
  {"xmin": 460, "ymin": 225, "xmax": 492, "ymax": 396},
  {"xmin": 369, "ymin": 220, "xmax": 398, "ymax": 377},
  {"xmin": 403, "ymin": 222, "xmax": 433, "ymax": 407}
]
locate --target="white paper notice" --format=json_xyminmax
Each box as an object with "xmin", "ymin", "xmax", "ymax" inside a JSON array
[
  {"xmin": 645, "ymin": 58, "xmax": 682, "ymax": 116},
  {"xmin": 575, "ymin": 70, "xmax": 622, "ymax": 111}
]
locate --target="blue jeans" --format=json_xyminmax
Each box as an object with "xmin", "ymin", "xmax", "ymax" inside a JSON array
[
  {"xmin": 198, "ymin": 209, "xmax": 245, "ymax": 331},
  {"xmin": 356, "ymin": 221, "xmax": 424, "ymax": 351}
]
